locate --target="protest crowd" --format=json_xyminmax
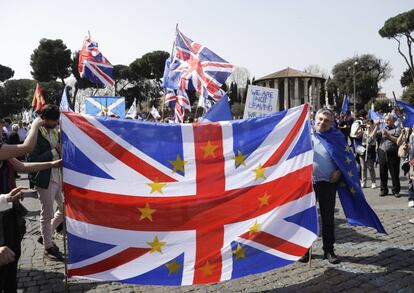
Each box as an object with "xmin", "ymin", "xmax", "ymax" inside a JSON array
[
  {"xmin": 0, "ymin": 99, "xmax": 412, "ymax": 291},
  {"xmin": 1, "ymin": 9, "xmax": 414, "ymax": 290}
]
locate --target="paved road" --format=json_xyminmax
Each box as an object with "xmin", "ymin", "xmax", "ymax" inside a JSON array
[{"xmin": 14, "ymin": 172, "xmax": 414, "ymax": 292}]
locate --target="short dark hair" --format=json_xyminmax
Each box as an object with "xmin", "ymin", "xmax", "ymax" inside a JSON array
[{"xmin": 39, "ymin": 104, "xmax": 60, "ymax": 120}]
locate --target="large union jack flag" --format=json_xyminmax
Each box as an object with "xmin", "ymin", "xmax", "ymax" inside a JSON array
[
  {"xmin": 62, "ymin": 104, "xmax": 317, "ymax": 285},
  {"xmin": 78, "ymin": 36, "xmax": 114, "ymax": 87}
]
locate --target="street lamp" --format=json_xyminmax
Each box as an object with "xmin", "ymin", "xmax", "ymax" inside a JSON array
[{"xmin": 352, "ymin": 61, "xmax": 358, "ymax": 113}]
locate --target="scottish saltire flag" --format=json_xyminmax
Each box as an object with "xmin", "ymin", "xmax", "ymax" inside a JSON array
[
  {"xmin": 62, "ymin": 104, "xmax": 318, "ymax": 285},
  {"xmin": 60, "ymin": 86, "xmax": 73, "ymax": 112},
  {"xmin": 168, "ymin": 28, "xmax": 234, "ymax": 108},
  {"xmin": 396, "ymin": 100, "xmax": 414, "ymax": 127},
  {"xmin": 78, "ymin": 36, "xmax": 114, "ymax": 87},
  {"xmin": 201, "ymin": 94, "xmax": 232, "ymax": 122},
  {"xmin": 341, "ymin": 96, "xmax": 349, "ymax": 113},
  {"xmin": 85, "ymin": 96, "xmax": 125, "ymax": 118},
  {"xmin": 315, "ymin": 128, "xmax": 386, "ymax": 233}
]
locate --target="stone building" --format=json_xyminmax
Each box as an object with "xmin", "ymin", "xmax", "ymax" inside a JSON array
[{"xmin": 254, "ymin": 67, "xmax": 325, "ymax": 111}]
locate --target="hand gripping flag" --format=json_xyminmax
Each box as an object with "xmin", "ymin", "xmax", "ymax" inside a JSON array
[
  {"xmin": 62, "ymin": 104, "xmax": 318, "ymax": 285},
  {"xmin": 314, "ymin": 128, "xmax": 386, "ymax": 233},
  {"xmin": 166, "ymin": 28, "xmax": 234, "ymax": 109},
  {"xmin": 78, "ymin": 36, "xmax": 114, "ymax": 87},
  {"xmin": 32, "ymin": 83, "xmax": 46, "ymax": 112}
]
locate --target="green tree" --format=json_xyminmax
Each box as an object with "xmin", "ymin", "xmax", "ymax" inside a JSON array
[
  {"xmin": 39, "ymin": 81, "xmax": 65, "ymax": 105},
  {"xmin": 0, "ymin": 79, "xmax": 36, "ymax": 116},
  {"xmin": 0, "ymin": 64, "xmax": 14, "ymax": 82},
  {"xmin": 373, "ymin": 99, "xmax": 392, "ymax": 113},
  {"xmin": 128, "ymin": 50, "xmax": 169, "ymax": 80},
  {"xmin": 400, "ymin": 68, "xmax": 413, "ymax": 87},
  {"xmin": 379, "ymin": 9, "xmax": 414, "ymax": 83},
  {"xmin": 30, "ymin": 38, "xmax": 72, "ymax": 85},
  {"xmin": 125, "ymin": 50, "xmax": 170, "ymax": 107},
  {"xmin": 401, "ymin": 83, "xmax": 414, "ymax": 104},
  {"xmin": 328, "ymin": 54, "xmax": 391, "ymax": 110}
]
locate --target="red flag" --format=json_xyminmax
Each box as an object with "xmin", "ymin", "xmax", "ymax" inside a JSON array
[{"xmin": 32, "ymin": 83, "xmax": 46, "ymax": 112}]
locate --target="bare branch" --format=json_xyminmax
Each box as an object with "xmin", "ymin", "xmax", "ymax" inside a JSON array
[{"xmin": 393, "ymin": 36, "xmax": 414, "ymax": 73}]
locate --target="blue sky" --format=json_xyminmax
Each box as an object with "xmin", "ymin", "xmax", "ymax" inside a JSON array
[{"xmin": 0, "ymin": 0, "xmax": 412, "ymax": 98}]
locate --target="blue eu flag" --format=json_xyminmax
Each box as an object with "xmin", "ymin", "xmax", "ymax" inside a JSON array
[
  {"xmin": 315, "ymin": 127, "xmax": 386, "ymax": 234},
  {"xmin": 396, "ymin": 100, "xmax": 414, "ymax": 128}
]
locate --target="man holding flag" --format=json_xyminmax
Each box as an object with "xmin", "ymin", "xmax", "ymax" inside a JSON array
[{"xmin": 301, "ymin": 108, "xmax": 385, "ymax": 264}]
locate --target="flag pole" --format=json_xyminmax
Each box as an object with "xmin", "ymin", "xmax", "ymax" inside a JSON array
[
  {"xmin": 163, "ymin": 24, "xmax": 178, "ymax": 118},
  {"xmin": 308, "ymin": 246, "xmax": 312, "ymax": 267},
  {"xmin": 58, "ymin": 113, "xmax": 70, "ymax": 292}
]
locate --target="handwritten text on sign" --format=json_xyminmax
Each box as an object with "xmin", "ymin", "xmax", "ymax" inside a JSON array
[{"xmin": 243, "ymin": 85, "xmax": 278, "ymax": 118}]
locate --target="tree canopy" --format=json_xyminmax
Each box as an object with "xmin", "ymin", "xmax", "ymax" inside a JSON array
[
  {"xmin": 118, "ymin": 50, "xmax": 170, "ymax": 107},
  {"xmin": 30, "ymin": 39, "xmax": 72, "ymax": 85},
  {"xmin": 0, "ymin": 64, "xmax": 14, "ymax": 82},
  {"xmin": 0, "ymin": 79, "xmax": 35, "ymax": 116},
  {"xmin": 402, "ymin": 83, "xmax": 414, "ymax": 104},
  {"xmin": 379, "ymin": 9, "xmax": 414, "ymax": 84},
  {"xmin": 328, "ymin": 54, "xmax": 391, "ymax": 110}
]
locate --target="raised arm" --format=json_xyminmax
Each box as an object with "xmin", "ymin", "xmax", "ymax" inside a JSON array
[
  {"xmin": 8, "ymin": 158, "xmax": 62, "ymax": 173},
  {"xmin": 0, "ymin": 118, "xmax": 44, "ymax": 160}
]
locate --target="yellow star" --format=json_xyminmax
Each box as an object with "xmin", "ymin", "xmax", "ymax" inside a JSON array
[
  {"xmin": 348, "ymin": 170, "xmax": 354, "ymax": 177},
  {"xmin": 350, "ymin": 187, "xmax": 356, "ymax": 194},
  {"xmin": 138, "ymin": 203, "xmax": 156, "ymax": 222},
  {"xmin": 345, "ymin": 156, "xmax": 352, "ymax": 164},
  {"xmin": 339, "ymin": 182, "xmax": 346, "ymax": 188},
  {"xmin": 345, "ymin": 145, "xmax": 352, "ymax": 153},
  {"xmin": 232, "ymin": 243, "xmax": 247, "ymax": 260},
  {"xmin": 258, "ymin": 192, "xmax": 270, "ymax": 207},
  {"xmin": 201, "ymin": 141, "xmax": 218, "ymax": 158},
  {"xmin": 249, "ymin": 221, "xmax": 261, "ymax": 236},
  {"xmin": 169, "ymin": 154, "xmax": 188, "ymax": 173},
  {"xmin": 233, "ymin": 150, "xmax": 246, "ymax": 167},
  {"xmin": 147, "ymin": 179, "xmax": 166, "ymax": 194},
  {"xmin": 253, "ymin": 163, "xmax": 267, "ymax": 180},
  {"xmin": 147, "ymin": 235, "xmax": 166, "ymax": 254},
  {"xmin": 165, "ymin": 259, "xmax": 182, "ymax": 276},
  {"xmin": 200, "ymin": 261, "xmax": 215, "ymax": 276}
]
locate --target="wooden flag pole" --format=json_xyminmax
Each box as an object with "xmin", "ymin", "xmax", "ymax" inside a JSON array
[
  {"xmin": 58, "ymin": 115, "xmax": 69, "ymax": 292},
  {"xmin": 308, "ymin": 246, "xmax": 312, "ymax": 268},
  {"xmin": 163, "ymin": 24, "xmax": 178, "ymax": 121}
]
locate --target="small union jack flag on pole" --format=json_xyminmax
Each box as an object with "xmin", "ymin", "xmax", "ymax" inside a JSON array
[
  {"xmin": 78, "ymin": 34, "xmax": 114, "ymax": 88},
  {"xmin": 163, "ymin": 28, "xmax": 235, "ymax": 116}
]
